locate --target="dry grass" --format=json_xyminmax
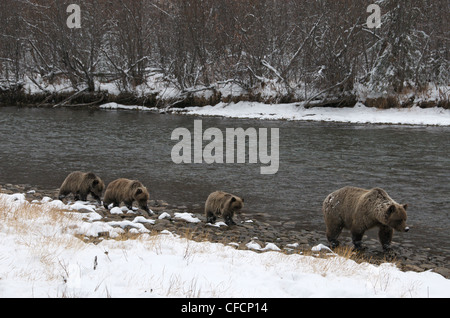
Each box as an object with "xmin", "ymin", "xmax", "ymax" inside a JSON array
[
  {"xmin": 364, "ymin": 84, "xmax": 450, "ymax": 110},
  {"xmin": 1, "ymin": 197, "xmax": 71, "ymax": 234},
  {"xmin": 0, "ymin": 197, "xmax": 86, "ymax": 282}
]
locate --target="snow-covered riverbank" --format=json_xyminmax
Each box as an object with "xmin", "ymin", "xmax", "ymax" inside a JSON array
[
  {"xmin": 179, "ymin": 102, "xmax": 450, "ymax": 126},
  {"xmin": 1, "ymin": 192, "xmax": 449, "ymax": 298},
  {"xmin": 99, "ymin": 101, "xmax": 450, "ymax": 126}
]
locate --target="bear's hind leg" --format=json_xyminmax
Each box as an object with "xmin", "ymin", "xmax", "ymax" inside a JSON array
[{"xmin": 351, "ymin": 230, "xmax": 365, "ymax": 251}]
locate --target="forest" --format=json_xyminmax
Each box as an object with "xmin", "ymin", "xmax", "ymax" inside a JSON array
[{"xmin": 0, "ymin": 0, "xmax": 448, "ymax": 108}]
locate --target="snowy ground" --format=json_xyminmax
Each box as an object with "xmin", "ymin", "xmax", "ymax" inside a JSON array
[
  {"xmin": 100, "ymin": 101, "xmax": 450, "ymax": 126},
  {"xmin": 1, "ymin": 193, "xmax": 449, "ymax": 298},
  {"xmin": 179, "ymin": 102, "xmax": 450, "ymax": 126}
]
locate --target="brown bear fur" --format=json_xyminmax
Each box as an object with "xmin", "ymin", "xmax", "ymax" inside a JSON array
[
  {"xmin": 205, "ymin": 191, "xmax": 244, "ymax": 226},
  {"xmin": 58, "ymin": 171, "xmax": 105, "ymax": 203},
  {"xmin": 322, "ymin": 186, "xmax": 409, "ymax": 251},
  {"xmin": 103, "ymin": 178, "xmax": 150, "ymax": 214}
]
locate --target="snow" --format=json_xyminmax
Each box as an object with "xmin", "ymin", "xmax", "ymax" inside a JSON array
[
  {"xmin": 70, "ymin": 201, "xmax": 97, "ymax": 213},
  {"xmin": 246, "ymin": 241, "xmax": 282, "ymax": 252},
  {"xmin": 178, "ymin": 102, "xmax": 450, "ymax": 126},
  {"xmin": 206, "ymin": 221, "xmax": 228, "ymax": 228},
  {"xmin": 174, "ymin": 212, "xmax": 201, "ymax": 223},
  {"xmin": 1, "ymin": 192, "xmax": 449, "ymax": 298},
  {"xmin": 100, "ymin": 102, "xmax": 153, "ymax": 111},
  {"xmin": 311, "ymin": 244, "xmax": 336, "ymax": 255},
  {"xmin": 98, "ymin": 100, "xmax": 449, "ymax": 127},
  {"xmin": 110, "ymin": 207, "xmax": 124, "ymax": 215},
  {"xmin": 133, "ymin": 216, "xmax": 155, "ymax": 225},
  {"xmin": 246, "ymin": 241, "xmax": 263, "ymax": 251},
  {"xmin": 158, "ymin": 212, "xmax": 171, "ymax": 220}
]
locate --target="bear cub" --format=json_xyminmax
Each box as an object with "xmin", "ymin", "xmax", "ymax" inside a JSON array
[
  {"xmin": 58, "ymin": 171, "xmax": 105, "ymax": 204},
  {"xmin": 322, "ymin": 186, "xmax": 409, "ymax": 252},
  {"xmin": 205, "ymin": 191, "xmax": 244, "ymax": 226},
  {"xmin": 103, "ymin": 178, "xmax": 150, "ymax": 214}
]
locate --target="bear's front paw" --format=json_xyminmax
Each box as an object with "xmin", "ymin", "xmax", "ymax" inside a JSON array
[
  {"xmin": 382, "ymin": 245, "xmax": 397, "ymax": 259},
  {"xmin": 207, "ymin": 216, "xmax": 217, "ymax": 224},
  {"xmin": 329, "ymin": 240, "xmax": 340, "ymax": 249},
  {"xmin": 225, "ymin": 217, "xmax": 237, "ymax": 226},
  {"xmin": 352, "ymin": 241, "xmax": 367, "ymax": 252}
]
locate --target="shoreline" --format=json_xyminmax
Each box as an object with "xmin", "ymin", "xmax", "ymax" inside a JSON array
[
  {"xmin": 1, "ymin": 87, "xmax": 448, "ymax": 111},
  {"xmin": 1, "ymin": 183, "xmax": 448, "ymax": 279},
  {"xmin": 175, "ymin": 101, "xmax": 450, "ymax": 126},
  {"xmin": 2, "ymin": 95, "xmax": 449, "ymax": 127}
]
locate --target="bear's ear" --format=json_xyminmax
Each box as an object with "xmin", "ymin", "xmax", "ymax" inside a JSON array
[
  {"xmin": 387, "ymin": 205, "xmax": 396, "ymax": 216},
  {"xmin": 136, "ymin": 188, "xmax": 143, "ymax": 195},
  {"xmin": 403, "ymin": 204, "xmax": 408, "ymax": 210},
  {"xmin": 241, "ymin": 198, "xmax": 244, "ymax": 203}
]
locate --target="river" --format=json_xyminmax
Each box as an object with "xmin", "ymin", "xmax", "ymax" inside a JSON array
[{"xmin": 0, "ymin": 106, "xmax": 449, "ymax": 255}]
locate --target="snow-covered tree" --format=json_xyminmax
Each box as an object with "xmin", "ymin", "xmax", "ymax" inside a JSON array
[{"xmin": 364, "ymin": 0, "xmax": 447, "ymax": 95}]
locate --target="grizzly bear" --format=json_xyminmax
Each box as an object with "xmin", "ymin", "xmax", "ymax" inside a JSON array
[
  {"xmin": 205, "ymin": 191, "xmax": 244, "ymax": 226},
  {"xmin": 322, "ymin": 186, "xmax": 409, "ymax": 251},
  {"xmin": 103, "ymin": 178, "xmax": 150, "ymax": 214},
  {"xmin": 58, "ymin": 171, "xmax": 105, "ymax": 203}
]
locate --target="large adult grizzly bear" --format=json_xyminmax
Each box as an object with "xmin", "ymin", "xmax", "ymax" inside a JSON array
[
  {"xmin": 322, "ymin": 186, "xmax": 409, "ymax": 251},
  {"xmin": 205, "ymin": 191, "xmax": 244, "ymax": 226},
  {"xmin": 58, "ymin": 171, "xmax": 105, "ymax": 203},
  {"xmin": 103, "ymin": 178, "xmax": 150, "ymax": 214}
]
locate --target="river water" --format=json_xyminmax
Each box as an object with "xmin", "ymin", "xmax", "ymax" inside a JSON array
[{"xmin": 0, "ymin": 107, "xmax": 449, "ymax": 254}]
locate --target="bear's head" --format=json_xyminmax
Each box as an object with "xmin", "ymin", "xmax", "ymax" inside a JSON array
[
  {"xmin": 134, "ymin": 187, "xmax": 150, "ymax": 213},
  {"xmin": 229, "ymin": 196, "xmax": 244, "ymax": 213},
  {"xmin": 386, "ymin": 204, "xmax": 409, "ymax": 232},
  {"xmin": 89, "ymin": 175, "xmax": 105, "ymax": 202}
]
